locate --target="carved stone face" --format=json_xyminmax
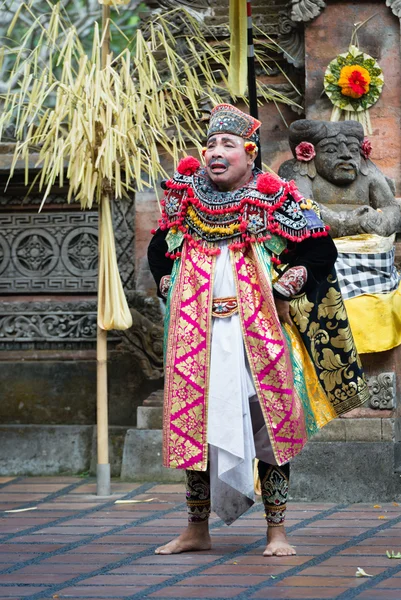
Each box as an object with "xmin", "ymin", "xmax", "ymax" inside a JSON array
[{"xmin": 314, "ymin": 134, "xmax": 361, "ymax": 185}]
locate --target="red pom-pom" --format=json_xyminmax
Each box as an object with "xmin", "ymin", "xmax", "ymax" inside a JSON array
[
  {"xmin": 177, "ymin": 156, "xmax": 200, "ymax": 176},
  {"xmin": 257, "ymin": 173, "xmax": 283, "ymax": 195}
]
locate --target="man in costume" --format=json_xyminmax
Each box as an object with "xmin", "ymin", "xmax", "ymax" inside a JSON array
[{"xmin": 148, "ymin": 104, "xmax": 368, "ymax": 556}]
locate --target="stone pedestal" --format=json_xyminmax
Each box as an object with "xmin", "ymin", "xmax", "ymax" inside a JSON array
[
  {"xmin": 120, "ymin": 429, "xmax": 184, "ymax": 482},
  {"xmin": 137, "ymin": 390, "xmax": 164, "ymax": 430},
  {"xmin": 120, "ymin": 388, "xmax": 184, "ymax": 481}
]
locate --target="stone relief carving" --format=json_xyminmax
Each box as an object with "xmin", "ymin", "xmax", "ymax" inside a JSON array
[
  {"xmin": 367, "ymin": 373, "xmax": 396, "ymax": 410},
  {"xmin": 290, "ymin": 0, "xmax": 401, "ymax": 24},
  {"xmin": 112, "ymin": 196, "xmax": 135, "ymax": 291},
  {"xmin": 113, "ymin": 308, "xmax": 164, "ymax": 381},
  {"xmin": 0, "ymin": 311, "xmax": 97, "ymax": 344},
  {"xmin": 386, "ymin": 0, "xmax": 401, "ymax": 19},
  {"xmin": 0, "ymin": 213, "xmax": 98, "ymax": 292},
  {"xmin": 267, "ymin": 83, "xmax": 304, "ymax": 115},
  {"xmin": 0, "ymin": 292, "xmax": 163, "ymax": 381},
  {"xmin": 0, "ymin": 300, "xmax": 100, "ymax": 350},
  {"xmin": 156, "ymin": 0, "xmax": 211, "ymax": 8},
  {"xmin": 0, "ymin": 194, "xmax": 135, "ymax": 293},
  {"xmin": 291, "ymin": 0, "xmax": 326, "ymax": 23},
  {"xmin": 278, "ymin": 11, "xmax": 305, "ymax": 68},
  {"xmin": 0, "ymin": 193, "xmax": 70, "ymax": 207}
]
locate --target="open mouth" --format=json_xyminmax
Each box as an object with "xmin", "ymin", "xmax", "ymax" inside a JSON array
[{"xmin": 209, "ymin": 162, "xmax": 228, "ymax": 174}]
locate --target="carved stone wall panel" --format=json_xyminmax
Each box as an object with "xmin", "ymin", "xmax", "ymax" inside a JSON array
[
  {"xmin": 367, "ymin": 372, "xmax": 396, "ymax": 410},
  {"xmin": 0, "ymin": 213, "xmax": 98, "ymax": 293},
  {"xmin": 0, "ymin": 195, "xmax": 135, "ymax": 293},
  {"xmin": 112, "ymin": 196, "xmax": 135, "ymax": 291},
  {"xmin": 0, "ymin": 292, "xmax": 161, "ymax": 351},
  {"xmin": 388, "ymin": 0, "xmax": 401, "ymax": 19},
  {"xmin": 0, "ymin": 193, "xmax": 71, "ymax": 208},
  {"xmin": 278, "ymin": 12, "xmax": 305, "ymax": 68},
  {"xmin": 291, "ymin": 1, "xmax": 401, "ymax": 24},
  {"xmin": 291, "ymin": 0, "xmax": 326, "ymax": 22},
  {"xmin": 0, "ymin": 300, "xmax": 99, "ymax": 350}
]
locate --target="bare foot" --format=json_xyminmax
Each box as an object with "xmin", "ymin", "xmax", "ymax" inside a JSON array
[
  {"xmin": 263, "ymin": 525, "xmax": 296, "ymax": 557},
  {"xmin": 155, "ymin": 522, "xmax": 211, "ymax": 555}
]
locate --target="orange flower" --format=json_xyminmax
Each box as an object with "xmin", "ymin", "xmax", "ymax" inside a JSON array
[{"xmin": 338, "ymin": 65, "xmax": 371, "ymax": 99}]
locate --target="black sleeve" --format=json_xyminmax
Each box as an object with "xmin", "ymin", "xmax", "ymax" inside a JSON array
[
  {"xmin": 276, "ymin": 234, "xmax": 338, "ymax": 297},
  {"xmin": 147, "ymin": 229, "xmax": 173, "ymax": 299}
]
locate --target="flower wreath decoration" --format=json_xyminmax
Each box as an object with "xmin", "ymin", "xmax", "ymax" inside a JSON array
[{"xmin": 324, "ymin": 44, "xmax": 384, "ymax": 134}]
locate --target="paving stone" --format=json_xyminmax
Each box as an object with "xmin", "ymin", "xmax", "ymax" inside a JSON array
[
  {"xmin": 376, "ymin": 579, "xmax": 401, "ymax": 588},
  {"xmin": 2, "ymin": 476, "xmax": 401, "ymax": 600},
  {"xmin": 357, "ymin": 592, "xmax": 401, "ymax": 600},
  {"xmin": 0, "ymin": 588, "xmax": 49, "ymax": 596},
  {"xmin": 251, "ymin": 589, "xmax": 349, "ymax": 599},
  {"xmin": 275, "ymin": 575, "xmax": 365, "ymax": 587},
  {"xmin": 0, "ymin": 573, "xmax": 74, "ymax": 584},
  {"xmin": 57, "ymin": 586, "xmax": 147, "ymax": 597},
  {"xmin": 84, "ymin": 574, "xmax": 172, "ymax": 585},
  {"xmin": 148, "ymin": 586, "xmax": 242, "ymax": 598}
]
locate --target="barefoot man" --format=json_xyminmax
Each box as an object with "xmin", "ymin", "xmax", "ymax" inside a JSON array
[{"xmin": 148, "ymin": 104, "xmax": 368, "ymax": 557}]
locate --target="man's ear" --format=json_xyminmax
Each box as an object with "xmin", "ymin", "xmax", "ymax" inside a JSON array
[{"xmin": 247, "ymin": 151, "xmax": 258, "ymax": 166}]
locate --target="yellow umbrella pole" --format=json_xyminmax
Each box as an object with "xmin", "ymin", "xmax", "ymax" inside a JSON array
[{"xmin": 96, "ymin": 4, "xmax": 111, "ymax": 497}]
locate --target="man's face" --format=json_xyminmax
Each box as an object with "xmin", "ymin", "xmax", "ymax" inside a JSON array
[
  {"xmin": 204, "ymin": 133, "xmax": 255, "ymax": 191},
  {"xmin": 314, "ymin": 134, "xmax": 361, "ymax": 185}
]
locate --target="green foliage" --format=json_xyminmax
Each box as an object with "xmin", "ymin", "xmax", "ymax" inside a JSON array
[{"xmin": 0, "ymin": 0, "xmax": 145, "ymax": 95}]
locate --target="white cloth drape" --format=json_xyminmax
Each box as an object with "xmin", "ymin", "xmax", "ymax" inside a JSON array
[{"xmin": 207, "ymin": 244, "xmax": 276, "ymax": 524}]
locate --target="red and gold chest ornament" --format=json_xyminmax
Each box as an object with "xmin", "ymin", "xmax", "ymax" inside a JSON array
[{"xmin": 154, "ymin": 157, "xmax": 328, "ymax": 258}]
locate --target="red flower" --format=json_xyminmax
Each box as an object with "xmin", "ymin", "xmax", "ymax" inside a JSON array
[
  {"xmin": 177, "ymin": 156, "xmax": 200, "ymax": 176},
  {"xmin": 295, "ymin": 142, "xmax": 316, "ymax": 162},
  {"xmin": 361, "ymin": 138, "xmax": 372, "ymax": 159},
  {"xmin": 257, "ymin": 172, "xmax": 283, "ymax": 195},
  {"xmin": 338, "ymin": 65, "xmax": 371, "ymax": 99}
]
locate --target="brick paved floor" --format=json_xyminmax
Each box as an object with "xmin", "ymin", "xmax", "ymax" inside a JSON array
[{"xmin": 1, "ymin": 478, "xmax": 401, "ymax": 599}]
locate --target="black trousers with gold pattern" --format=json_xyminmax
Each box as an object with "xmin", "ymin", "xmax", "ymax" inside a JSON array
[{"xmin": 185, "ymin": 461, "xmax": 290, "ymax": 526}]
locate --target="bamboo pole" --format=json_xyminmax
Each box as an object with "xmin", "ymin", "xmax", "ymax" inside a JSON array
[{"xmin": 96, "ymin": 4, "xmax": 111, "ymax": 497}]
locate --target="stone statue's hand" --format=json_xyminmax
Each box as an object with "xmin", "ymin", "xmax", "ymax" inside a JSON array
[
  {"xmin": 357, "ymin": 206, "xmax": 392, "ymax": 236},
  {"xmin": 320, "ymin": 205, "xmax": 367, "ymax": 237}
]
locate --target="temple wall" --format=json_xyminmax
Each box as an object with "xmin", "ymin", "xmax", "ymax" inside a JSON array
[{"xmin": 305, "ymin": 1, "xmax": 401, "ymax": 192}]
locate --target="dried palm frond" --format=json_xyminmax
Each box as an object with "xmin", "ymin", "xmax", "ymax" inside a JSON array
[
  {"xmin": 0, "ymin": 2, "xmax": 299, "ymax": 329},
  {"xmin": 1, "ymin": 7, "xmax": 227, "ymax": 209}
]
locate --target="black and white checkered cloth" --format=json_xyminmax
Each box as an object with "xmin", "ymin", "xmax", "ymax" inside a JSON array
[{"xmin": 336, "ymin": 248, "xmax": 401, "ymax": 300}]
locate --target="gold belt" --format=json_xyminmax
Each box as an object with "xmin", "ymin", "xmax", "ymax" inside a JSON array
[{"xmin": 212, "ymin": 296, "xmax": 238, "ymax": 318}]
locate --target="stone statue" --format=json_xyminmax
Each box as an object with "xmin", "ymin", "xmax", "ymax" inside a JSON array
[
  {"xmin": 279, "ymin": 119, "xmax": 401, "ymax": 357},
  {"xmin": 278, "ymin": 120, "xmax": 401, "ymax": 238}
]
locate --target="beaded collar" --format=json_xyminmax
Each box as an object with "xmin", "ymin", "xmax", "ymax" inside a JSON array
[{"xmin": 156, "ymin": 156, "xmax": 328, "ymax": 257}]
